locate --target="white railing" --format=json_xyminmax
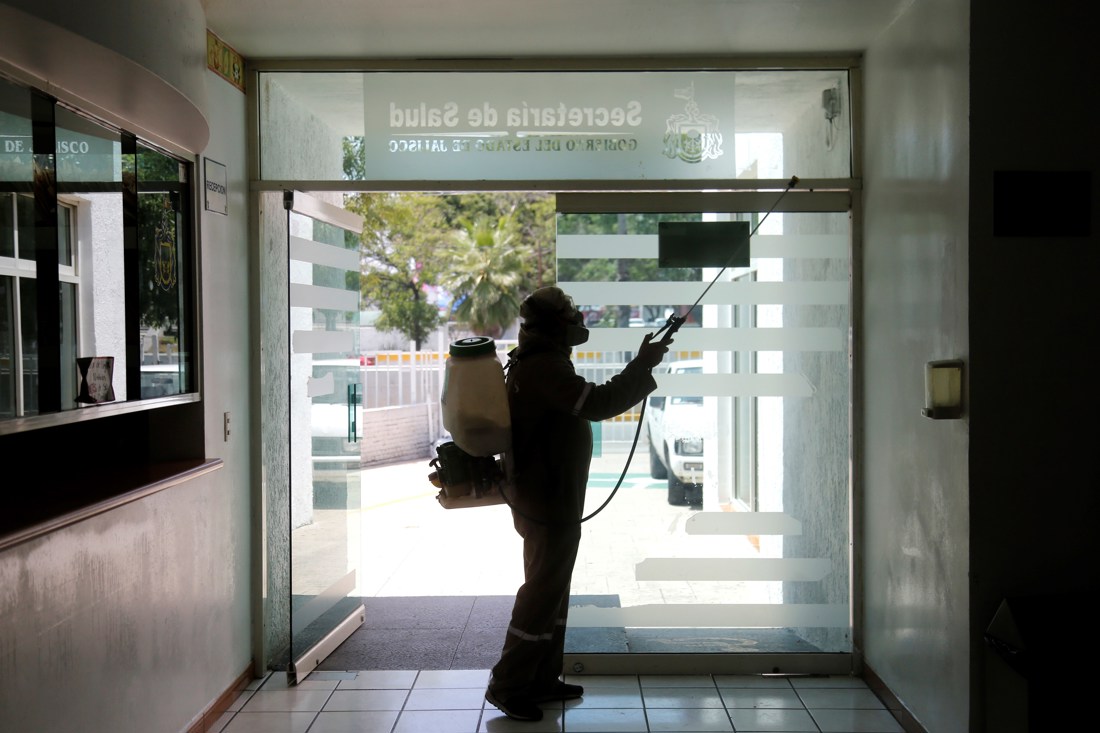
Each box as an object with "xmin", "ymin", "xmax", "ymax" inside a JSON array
[
  {"xmin": 359, "ymin": 344, "xmax": 670, "ymax": 451},
  {"xmin": 359, "ymin": 350, "xmax": 445, "ymax": 410}
]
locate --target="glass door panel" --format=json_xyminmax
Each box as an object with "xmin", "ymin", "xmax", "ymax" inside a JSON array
[
  {"xmin": 556, "ymin": 193, "xmax": 852, "ymax": 673},
  {"xmin": 286, "ymin": 191, "xmax": 366, "ymax": 683}
]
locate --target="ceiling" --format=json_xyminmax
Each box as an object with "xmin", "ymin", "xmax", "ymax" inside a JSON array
[{"xmin": 201, "ymin": 0, "xmax": 907, "ymax": 61}]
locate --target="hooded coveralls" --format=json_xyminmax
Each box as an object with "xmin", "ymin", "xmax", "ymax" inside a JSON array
[{"xmin": 488, "ymin": 325, "xmax": 659, "ymax": 699}]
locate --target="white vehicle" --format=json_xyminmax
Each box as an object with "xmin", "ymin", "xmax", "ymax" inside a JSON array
[{"xmin": 645, "ymin": 359, "xmax": 704, "ymax": 506}]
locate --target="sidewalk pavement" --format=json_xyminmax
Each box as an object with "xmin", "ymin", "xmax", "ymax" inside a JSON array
[{"xmin": 356, "ymin": 450, "xmax": 769, "ymax": 608}]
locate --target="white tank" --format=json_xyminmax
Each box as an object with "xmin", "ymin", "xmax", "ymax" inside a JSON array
[{"xmin": 440, "ymin": 337, "xmax": 512, "ymax": 457}]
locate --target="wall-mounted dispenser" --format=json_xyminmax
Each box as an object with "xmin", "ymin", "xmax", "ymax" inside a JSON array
[
  {"xmin": 822, "ymin": 86, "xmax": 842, "ymax": 150},
  {"xmin": 922, "ymin": 359, "xmax": 964, "ymax": 419},
  {"xmin": 822, "ymin": 87, "xmax": 841, "ymax": 121}
]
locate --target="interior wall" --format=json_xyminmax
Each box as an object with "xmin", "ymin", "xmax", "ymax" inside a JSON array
[
  {"xmin": 966, "ymin": 1, "xmax": 1098, "ymax": 731},
  {"xmin": 0, "ymin": 2, "xmax": 256, "ymax": 731},
  {"xmin": 0, "ymin": 468, "xmax": 244, "ymax": 733},
  {"xmin": 200, "ymin": 39, "xmax": 254, "ymax": 686},
  {"xmin": 860, "ymin": 0, "xmax": 971, "ymax": 731}
]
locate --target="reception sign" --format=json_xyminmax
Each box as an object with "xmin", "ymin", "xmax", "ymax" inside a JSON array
[{"xmin": 204, "ymin": 158, "xmax": 228, "ymax": 215}]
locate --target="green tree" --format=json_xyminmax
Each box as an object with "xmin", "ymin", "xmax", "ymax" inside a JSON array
[
  {"xmin": 346, "ymin": 192, "xmax": 449, "ymax": 350},
  {"xmin": 445, "ymin": 214, "xmax": 531, "ymax": 338},
  {"xmin": 337, "ymin": 133, "xmax": 556, "ymax": 344},
  {"xmin": 555, "ymin": 212, "xmax": 703, "ymax": 326},
  {"xmin": 342, "ymin": 137, "xmax": 366, "ymax": 181},
  {"xmin": 435, "ymin": 192, "xmax": 556, "ymax": 287}
]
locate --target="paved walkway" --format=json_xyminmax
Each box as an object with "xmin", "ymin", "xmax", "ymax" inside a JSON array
[
  {"xmin": 297, "ymin": 450, "xmax": 801, "ymax": 668},
  {"xmin": 356, "ymin": 451, "xmax": 773, "ymax": 609}
]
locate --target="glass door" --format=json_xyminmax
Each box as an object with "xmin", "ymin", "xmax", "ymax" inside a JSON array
[
  {"xmin": 556, "ymin": 190, "xmax": 853, "ymax": 675},
  {"xmin": 285, "ymin": 191, "xmax": 366, "ymax": 684}
]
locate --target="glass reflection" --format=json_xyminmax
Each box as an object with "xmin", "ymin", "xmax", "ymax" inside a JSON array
[
  {"xmin": 55, "ymin": 105, "xmax": 123, "ymax": 407},
  {"xmin": 1, "ymin": 75, "xmax": 196, "ymax": 422},
  {"xmin": 137, "ymin": 144, "xmax": 188, "ymax": 398},
  {"xmin": 0, "ymin": 80, "xmax": 34, "ymax": 417}
]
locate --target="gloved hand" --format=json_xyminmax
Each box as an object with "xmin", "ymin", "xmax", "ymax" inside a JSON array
[{"xmin": 636, "ymin": 331, "xmax": 674, "ymax": 369}]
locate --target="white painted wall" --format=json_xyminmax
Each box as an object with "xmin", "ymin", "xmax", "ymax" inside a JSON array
[
  {"xmin": 199, "ymin": 36, "xmax": 254, "ymax": 688},
  {"xmin": 0, "ymin": 0, "xmax": 208, "ymax": 116},
  {"xmin": 861, "ymin": 0, "xmax": 971, "ymax": 730},
  {"xmin": 83, "ymin": 193, "xmax": 128, "ymax": 397}
]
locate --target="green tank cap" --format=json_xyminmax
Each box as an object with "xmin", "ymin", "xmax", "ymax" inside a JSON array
[{"xmin": 449, "ymin": 336, "xmax": 496, "ymax": 357}]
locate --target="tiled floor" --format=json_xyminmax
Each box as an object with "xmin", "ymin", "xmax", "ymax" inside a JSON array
[
  {"xmin": 211, "ymin": 669, "xmax": 905, "ymax": 733},
  {"xmin": 248, "ymin": 457, "xmax": 887, "ymax": 732}
]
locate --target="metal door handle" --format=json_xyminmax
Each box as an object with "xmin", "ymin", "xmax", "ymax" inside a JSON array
[{"xmin": 347, "ymin": 382, "xmax": 360, "ymax": 442}]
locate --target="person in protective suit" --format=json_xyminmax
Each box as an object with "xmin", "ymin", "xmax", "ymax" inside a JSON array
[{"xmin": 485, "ymin": 286, "xmax": 674, "ymax": 722}]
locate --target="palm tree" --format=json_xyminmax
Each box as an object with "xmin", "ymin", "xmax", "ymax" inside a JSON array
[{"xmin": 446, "ymin": 215, "xmax": 531, "ymax": 338}]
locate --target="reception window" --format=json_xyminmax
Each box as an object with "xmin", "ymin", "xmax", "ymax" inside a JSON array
[{"xmin": 0, "ymin": 75, "xmax": 196, "ymax": 430}]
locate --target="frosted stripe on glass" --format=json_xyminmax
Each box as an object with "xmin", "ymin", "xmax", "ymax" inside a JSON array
[
  {"xmin": 751, "ymin": 234, "xmax": 848, "ymax": 259},
  {"xmin": 685, "ymin": 512, "xmax": 804, "ymax": 536},
  {"xmin": 290, "ymin": 235, "xmax": 359, "ymax": 271},
  {"xmin": 557, "ymin": 234, "xmax": 656, "ymax": 259},
  {"xmin": 635, "ymin": 558, "xmax": 831, "ymax": 582},
  {"xmin": 307, "ymin": 371, "xmax": 335, "ymax": 398},
  {"xmin": 556, "ymin": 233, "xmax": 848, "ymax": 261},
  {"xmin": 290, "ymin": 570, "xmax": 358, "ymax": 635},
  {"xmin": 562, "ymin": 281, "xmax": 848, "ymax": 306},
  {"xmin": 584, "ymin": 326, "xmax": 843, "ymax": 353},
  {"xmin": 567, "ymin": 603, "xmax": 849, "ymax": 628},
  {"xmin": 288, "ymin": 193, "xmax": 363, "ymax": 232},
  {"xmin": 289, "ymin": 283, "xmax": 359, "ymax": 311},
  {"xmin": 292, "ymin": 329, "xmax": 354, "ymax": 355},
  {"xmin": 653, "ymin": 373, "xmax": 814, "ymax": 398}
]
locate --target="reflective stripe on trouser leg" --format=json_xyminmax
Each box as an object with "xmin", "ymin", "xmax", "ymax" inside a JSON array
[
  {"xmin": 489, "ymin": 518, "xmax": 581, "ymax": 697},
  {"xmin": 506, "ymin": 618, "xmax": 566, "ymax": 642}
]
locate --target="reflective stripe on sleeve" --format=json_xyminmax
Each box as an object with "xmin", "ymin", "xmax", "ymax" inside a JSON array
[{"xmin": 571, "ymin": 383, "xmax": 593, "ymax": 415}]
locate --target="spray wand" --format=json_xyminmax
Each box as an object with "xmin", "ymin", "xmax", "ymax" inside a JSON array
[
  {"xmin": 575, "ymin": 175, "xmax": 802, "ymax": 520},
  {"xmin": 652, "ymin": 175, "xmax": 801, "ymax": 342}
]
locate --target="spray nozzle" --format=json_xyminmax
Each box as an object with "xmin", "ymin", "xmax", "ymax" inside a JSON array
[{"xmin": 653, "ymin": 314, "xmax": 686, "ymax": 340}]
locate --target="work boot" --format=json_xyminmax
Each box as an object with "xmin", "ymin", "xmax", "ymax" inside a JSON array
[
  {"xmin": 485, "ymin": 689, "xmax": 544, "ymax": 721},
  {"xmin": 530, "ymin": 680, "xmax": 584, "ymax": 703}
]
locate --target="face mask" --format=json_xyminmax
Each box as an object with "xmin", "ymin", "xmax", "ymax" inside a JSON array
[
  {"xmin": 565, "ymin": 322, "xmax": 590, "ymax": 346},
  {"xmin": 562, "ymin": 307, "xmax": 589, "ymax": 346}
]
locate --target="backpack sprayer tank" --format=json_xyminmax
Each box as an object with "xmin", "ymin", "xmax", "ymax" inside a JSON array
[
  {"xmin": 432, "ymin": 337, "xmax": 511, "ymax": 508},
  {"xmin": 441, "ymin": 336, "xmax": 511, "ymax": 457}
]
